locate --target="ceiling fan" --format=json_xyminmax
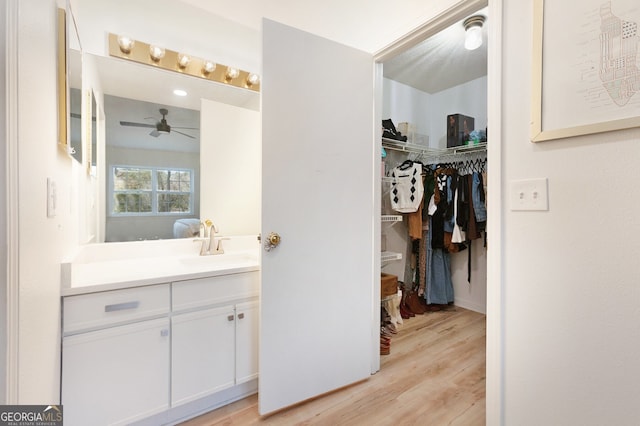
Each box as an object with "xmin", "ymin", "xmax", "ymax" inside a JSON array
[{"xmin": 119, "ymin": 108, "xmax": 198, "ymax": 139}]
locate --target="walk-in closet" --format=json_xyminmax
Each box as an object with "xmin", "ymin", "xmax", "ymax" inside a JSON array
[{"xmin": 379, "ymin": 7, "xmax": 488, "ymax": 358}]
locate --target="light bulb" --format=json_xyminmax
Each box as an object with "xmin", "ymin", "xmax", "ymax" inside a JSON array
[
  {"xmin": 246, "ymin": 73, "xmax": 260, "ymax": 87},
  {"xmin": 117, "ymin": 35, "xmax": 135, "ymax": 54},
  {"xmin": 465, "ymin": 25, "xmax": 482, "ymax": 50},
  {"xmin": 225, "ymin": 67, "xmax": 240, "ymax": 81},
  {"xmin": 202, "ymin": 61, "xmax": 216, "ymax": 75},
  {"xmin": 463, "ymin": 15, "xmax": 485, "ymax": 51},
  {"xmin": 149, "ymin": 45, "xmax": 166, "ymax": 62},
  {"xmin": 177, "ymin": 53, "xmax": 191, "ymax": 68}
]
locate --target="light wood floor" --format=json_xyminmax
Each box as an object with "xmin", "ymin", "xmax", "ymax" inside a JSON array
[{"xmin": 180, "ymin": 306, "xmax": 486, "ymax": 426}]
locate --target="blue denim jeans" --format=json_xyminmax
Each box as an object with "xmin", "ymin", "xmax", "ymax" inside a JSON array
[
  {"xmin": 426, "ymin": 217, "xmax": 454, "ymax": 305},
  {"xmin": 472, "ymin": 172, "xmax": 487, "ymax": 222}
]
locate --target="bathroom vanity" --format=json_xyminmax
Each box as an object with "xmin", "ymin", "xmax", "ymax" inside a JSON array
[{"xmin": 60, "ymin": 236, "xmax": 260, "ymax": 426}]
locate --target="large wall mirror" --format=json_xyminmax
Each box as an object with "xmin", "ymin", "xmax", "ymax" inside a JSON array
[{"xmin": 87, "ymin": 53, "xmax": 259, "ymax": 243}]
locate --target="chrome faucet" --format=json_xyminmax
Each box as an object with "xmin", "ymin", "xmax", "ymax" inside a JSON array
[{"xmin": 194, "ymin": 219, "xmax": 225, "ymax": 255}]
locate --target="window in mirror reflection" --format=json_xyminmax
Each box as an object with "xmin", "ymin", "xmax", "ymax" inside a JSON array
[{"xmin": 111, "ymin": 166, "xmax": 193, "ymax": 215}]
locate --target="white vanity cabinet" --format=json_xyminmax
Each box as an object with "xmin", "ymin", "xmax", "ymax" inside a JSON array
[
  {"xmin": 170, "ymin": 272, "xmax": 259, "ymax": 407},
  {"xmin": 61, "ymin": 266, "xmax": 260, "ymax": 425},
  {"xmin": 61, "ymin": 285, "xmax": 171, "ymax": 426},
  {"xmin": 234, "ymin": 300, "xmax": 259, "ymax": 384}
]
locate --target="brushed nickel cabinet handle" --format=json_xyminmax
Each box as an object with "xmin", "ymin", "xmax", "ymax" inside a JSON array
[
  {"xmin": 104, "ymin": 301, "xmax": 139, "ymax": 312},
  {"xmin": 227, "ymin": 315, "xmax": 235, "ymax": 321},
  {"xmin": 238, "ymin": 313, "xmax": 245, "ymax": 319}
]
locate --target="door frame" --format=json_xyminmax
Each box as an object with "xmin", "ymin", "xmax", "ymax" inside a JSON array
[
  {"xmin": 372, "ymin": 0, "xmax": 503, "ymax": 424},
  {"xmin": 3, "ymin": 0, "xmax": 20, "ymax": 404}
]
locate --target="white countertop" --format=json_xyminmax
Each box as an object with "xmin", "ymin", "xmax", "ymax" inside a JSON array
[{"xmin": 61, "ymin": 236, "xmax": 261, "ymax": 296}]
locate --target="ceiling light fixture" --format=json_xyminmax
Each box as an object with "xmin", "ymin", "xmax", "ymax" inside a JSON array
[
  {"xmin": 108, "ymin": 33, "xmax": 260, "ymax": 93},
  {"xmin": 463, "ymin": 15, "xmax": 485, "ymax": 51},
  {"xmin": 173, "ymin": 89, "xmax": 187, "ymax": 97}
]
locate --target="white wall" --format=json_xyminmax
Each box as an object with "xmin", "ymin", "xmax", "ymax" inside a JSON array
[
  {"xmin": 200, "ymin": 99, "xmax": 261, "ymax": 236},
  {"xmin": 16, "ymin": 0, "xmax": 82, "ymax": 402},
  {"xmin": 501, "ymin": 1, "xmax": 640, "ymax": 424},
  {"xmin": 382, "ymin": 78, "xmax": 431, "ymax": 141}
]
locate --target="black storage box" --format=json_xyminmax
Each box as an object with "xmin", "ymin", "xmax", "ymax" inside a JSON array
[{"xmin": 447, "ymin": 114, "xmax": 475, "ymax": 148}]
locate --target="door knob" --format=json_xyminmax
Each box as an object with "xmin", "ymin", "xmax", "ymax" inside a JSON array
[{"xmin": 264, "ymin": 232, "xmax": 281, "ymax": 251}]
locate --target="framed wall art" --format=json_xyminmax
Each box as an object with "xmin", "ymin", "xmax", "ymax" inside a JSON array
[{"xmin": 531, "ymin": 0, "xmax": 640, "ymax": 142}]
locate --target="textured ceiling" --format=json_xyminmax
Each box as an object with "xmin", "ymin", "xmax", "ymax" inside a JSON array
[{"xmin": 383, "ymin": 9, "xmax": 488, "ymax": 94}]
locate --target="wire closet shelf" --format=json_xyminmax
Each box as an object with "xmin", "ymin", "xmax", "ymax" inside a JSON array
[{"xmin": 381, "ymin": 137, "xmax": 487, "ymax": 183}]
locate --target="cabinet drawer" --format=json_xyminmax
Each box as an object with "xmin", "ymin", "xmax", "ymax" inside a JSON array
[
  {"xmin": 63, "ymin": 284, "xmax": 170, "ymax": 334},
  {"xmin": 173, "ymin": 271, "xmax": 259, "ymax": 312}
]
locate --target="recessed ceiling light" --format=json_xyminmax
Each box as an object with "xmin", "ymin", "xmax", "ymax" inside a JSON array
[{"xmin": 173, "ymin": 89, "xmax": 187, "ymax": 97}]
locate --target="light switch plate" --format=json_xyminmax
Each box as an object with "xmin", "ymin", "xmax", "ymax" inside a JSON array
[{"xmin": 510, "ymin": 178, "xmax": 549, "ymax": 211}]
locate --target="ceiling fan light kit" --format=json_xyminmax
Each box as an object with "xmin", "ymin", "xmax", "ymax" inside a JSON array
[{"xmin": 108, "ymin": 33, "xmax": 260, "ymax": 92}]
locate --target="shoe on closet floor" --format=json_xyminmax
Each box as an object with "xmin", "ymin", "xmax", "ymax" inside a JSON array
[{"xmin": 405, "ymin": 291, "xmax": 426, "ymax": 315}]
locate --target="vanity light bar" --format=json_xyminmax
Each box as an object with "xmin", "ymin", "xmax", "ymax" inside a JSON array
[{"xmin": 108, "ymin": 33, "xmax": 260, "ymax": 93}]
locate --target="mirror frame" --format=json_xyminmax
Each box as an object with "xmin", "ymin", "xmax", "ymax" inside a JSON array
[
  {"xmin": 88, "ymin": 89, "xmax": 97, "ymax": 175},
  {"xmin": 58, "ymin": 3, "xmax": 86, "ymax": 164},
  {"xmin": 57, "ymin": 7, "xmax": 68, "ymax": 151}
]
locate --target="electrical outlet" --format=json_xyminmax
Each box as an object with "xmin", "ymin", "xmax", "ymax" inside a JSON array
[
  {"xmin": 47, "ymin": 178, "xmax": 57, "ymax": 217},
  {"xmin": 510, "ymin": 178, "xmax": 548, "ymax": 211}
]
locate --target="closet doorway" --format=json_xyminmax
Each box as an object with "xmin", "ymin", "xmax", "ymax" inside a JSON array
[{"xmin": 374, "ymin": 0, "xmax": 496, "ymax": 399}]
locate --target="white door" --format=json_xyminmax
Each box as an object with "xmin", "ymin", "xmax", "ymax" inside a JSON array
[{"xmin": 260, "ymin": 19, "xmax": 376, "ymax": 415}]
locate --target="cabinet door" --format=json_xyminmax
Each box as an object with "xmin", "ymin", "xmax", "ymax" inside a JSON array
[
  {"xmin": 61, "ymin": 318, "xmax": 170, "ymax": 426},
  {"xmin": 171, "ymin": 305, "xmax": 236, "ymax": 406},
  {"xmin": 235, "ymin": 300, "xmax": 259, "ymax": 384}
]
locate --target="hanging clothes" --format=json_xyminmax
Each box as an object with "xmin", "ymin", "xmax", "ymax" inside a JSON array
[
  {"xmin": 425, "ymin": 215, "xmax": 454, "ymax": 305},
  {"xmin": 390, "ymin": 161, "xmax": 424, "ymax": 213}
]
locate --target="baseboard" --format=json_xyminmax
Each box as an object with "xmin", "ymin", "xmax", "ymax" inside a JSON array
[
  {"xmin": 131, "ymin": 379, "xmax": 258, "ymax": 426},
  {"xmin": 454, "ymin": 298, "xmax": 486, "ymax": 314}
]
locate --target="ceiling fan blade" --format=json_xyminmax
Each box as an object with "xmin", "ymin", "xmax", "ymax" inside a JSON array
[
  {"xmin": 173, "ymin": 130, "xmax": 195, "ymax": 139},
  {"xmin": 171, "ymin": 126, "xmax": 200, "ymax": 130},
  {"xmin": 120, "ymin": 121, "xmax": 156, "ymax": 128}
]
